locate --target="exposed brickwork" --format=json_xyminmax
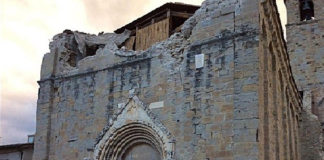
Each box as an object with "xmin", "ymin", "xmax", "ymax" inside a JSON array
[
  {"xmin": 258, "ymin": 1, "xmax": 302, "ymax": 160},
  {"xmin": 33, "ymin": 0, "xmax": 309, "ymax": 160}
]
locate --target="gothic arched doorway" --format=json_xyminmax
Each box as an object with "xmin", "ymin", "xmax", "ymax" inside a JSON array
[{"xmin": 94, "ymin": 96, "xmax": 174, "ymax": 160}]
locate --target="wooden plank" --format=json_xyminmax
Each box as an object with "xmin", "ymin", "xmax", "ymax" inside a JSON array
[
  {"xmin": 171, "ymin": 11, "xmax": 194, "ymax": 19},
  {"xmin": 169, "ymin": 14, "xmax": 172, "ymax": 36},
  {"xmin": 167, "ymin": 9, "xmax": 171, "ymax": 17},
  {"xmin": 138, "ymin": 13, "xmax": 167, "ymax": 30},
  {"xmin": 124, "ymin": 36, "xmax": 136, "ymax": 50},
  {"xmin": 154, "ymin": 13, "xmax": 167, "ymax": 23},
  {"xmin": 135, "ymin": 8, "xmax": 168, "ymax": 27},
  {"xmin": 135, "ymin": 18, "xmax": 170, "ymax": 51}
]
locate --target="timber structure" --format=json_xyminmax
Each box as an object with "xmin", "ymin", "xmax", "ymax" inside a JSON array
[{"xmin": 114, "ymin": 3, "xmax": 199, "ymax": 51}]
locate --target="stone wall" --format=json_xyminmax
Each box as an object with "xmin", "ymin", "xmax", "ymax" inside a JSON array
[
  {"xmin": 299, "ymin": 91, "xmax": 323, "ymax": 160},
  {"xmin": 286, "ymin": 0, "xmax": 324, "ymax": 122},
  {"xmin": 258, "ymin": 1, "xmax": 302, "ymax": 160},
  {"xmin": 33, "ymin": 0, "xmax": 303, "ymax": 160},
  {"xmin": 313, "ymin": 89, "xmax": 324, "ymax": 123},
  {"xmin": 287, "ymin": 20, "xmax": 324, "ymax": 90},
  {"xmin": 286, "ymin": 0, "xmax": 324, "ymax": 159},
  {"xmin": 286, "ymin": 15, "xmax": 324, "ymax": 127},
  {"xmin": 183, "ymin": 0, "xmax": 261, "ymax": 159},
  {"xmin": 300, "ymin": 109, "xmax": 323, "ymax": 160},
  {"xmin": 286, "ymin": 0, "xmax": 324, "ymax": 26}
]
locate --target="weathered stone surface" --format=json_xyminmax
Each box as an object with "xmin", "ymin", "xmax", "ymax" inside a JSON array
[
  {"xmin": 33, "ymin": 0, "xmax": 323, "ymax": 160},
  {"xmin": 286, "ymin": 0, "xmax": 324, "ymax": 159},
  {"xmin": 94, "ymin": 96, "xmax": 172, "ymax": 160},
  {"xmin": 149, "ymin": 101, "xmax": 165, "ymax": 109}
]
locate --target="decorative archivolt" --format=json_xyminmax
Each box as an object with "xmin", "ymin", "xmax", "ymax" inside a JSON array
[{"xmin": 94, "ymin": 95, "xmax": 174, "ymax": 160}]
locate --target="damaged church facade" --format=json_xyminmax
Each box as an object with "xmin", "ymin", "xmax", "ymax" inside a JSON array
[{"xmin": 33, "ymin": 0, "xmax": 324, "ymax": 160}]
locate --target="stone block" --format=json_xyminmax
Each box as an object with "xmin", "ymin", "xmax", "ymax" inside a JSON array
[
  {"xmin": 149, "ymin": 101, "xmax": 164, "ymax": 109},
  {"xmin": 195, "ymin": 54, "xmax": 205, "ymax": 69}
]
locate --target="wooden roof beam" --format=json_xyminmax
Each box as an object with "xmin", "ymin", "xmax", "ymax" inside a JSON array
[
  {"xmin": 171, "ymin": 11, "xmax": 194, "ymax": 19},
  {"xmin": 135, "ymin": 8, "xmax": 169, "ymax": 28},
  {"xmin": 137, "ymin": 13, "xmax": 168, "ymax": 30}
]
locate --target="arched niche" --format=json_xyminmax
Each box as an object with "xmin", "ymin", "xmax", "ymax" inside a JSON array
[
  {"xmin": 299, "ymin": 0, "xmax": 315, "ymax": 21},
  {"xmin": 94, "ymin": 96, "xmax": 174, "ymax": 160}
]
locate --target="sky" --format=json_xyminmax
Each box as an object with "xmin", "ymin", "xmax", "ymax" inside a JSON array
[{"xmin": 0, "ymin": 0, "xmax": 287, "ymax": 145}]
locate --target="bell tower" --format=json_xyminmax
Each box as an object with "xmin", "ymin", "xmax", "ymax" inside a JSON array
[
  {"xmin": 299, "ymin": 0, "xmax": 315, "ymax": 21},
  {"xmin": 286, "ymin": 0, "xmax": 324, "ymax": 159},
  {"xmin": 286, "ymin": 0, "xmax": 324, "ymax": 100},
  {"xmin": 285, "ymin": 0, "xmax": 320, "ymax": 24}
]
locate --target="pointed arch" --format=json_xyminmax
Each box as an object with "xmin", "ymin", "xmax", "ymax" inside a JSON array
[{"xmin": 94, "ymin": 96, "xmax": 174, "ymax": 160}]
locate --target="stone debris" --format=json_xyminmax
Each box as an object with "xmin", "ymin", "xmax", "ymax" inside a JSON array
[
  {"xmin": 48, "ymin": 24, "xmax": 193, "ymax": 77},
  {"xmin": 32, "ymin": 0, "xmax": 324, "ymax": 160}
]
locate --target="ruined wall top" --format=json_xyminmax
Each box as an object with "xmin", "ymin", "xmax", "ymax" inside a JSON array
[{"xmin": 39, "ymin": 0, "xmax": 260, "ymax": 81}]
